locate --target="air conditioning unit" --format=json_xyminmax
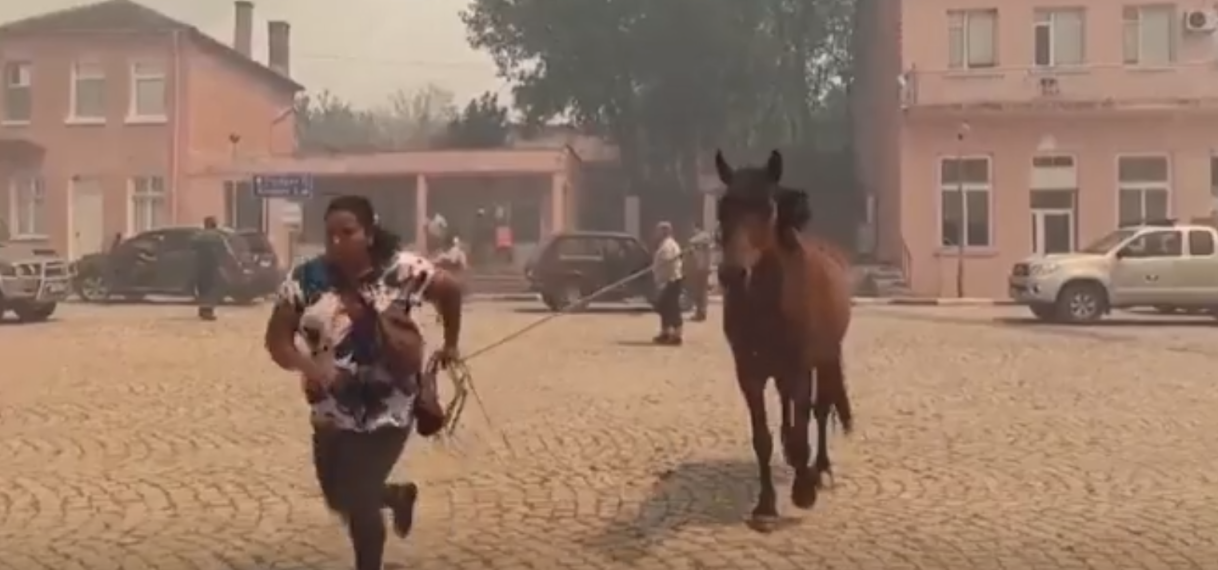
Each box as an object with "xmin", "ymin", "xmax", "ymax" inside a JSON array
[
  {"xmin": 1038, "ymin": 76, "xmax": 1060, "ymax": 96},
  {"xmin": 1184, "ymin": 9, "xmax": 1217, "ymax": 33}
]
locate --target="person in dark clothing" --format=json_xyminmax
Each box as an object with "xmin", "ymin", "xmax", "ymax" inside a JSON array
[{"xmin": 193, "ymin": 217, "xmax": 224, "ymax": 321}]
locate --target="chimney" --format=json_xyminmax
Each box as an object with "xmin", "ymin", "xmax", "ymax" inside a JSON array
[
  {"xmin": 233, "ymin": 1, "xmax": 253, "ymax": 57},
  {"xmin": 268, "ymin": 21, "xmax": 291, "ymax": 76}
]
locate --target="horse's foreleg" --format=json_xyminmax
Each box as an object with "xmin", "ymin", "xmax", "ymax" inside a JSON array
[
  {"xmin": 777, "ymin": 372, "xmax": 816, "ymax": 510},
  {"xmin": 737, "ymin": 370, "xmax": 777, "ymax": 521}
]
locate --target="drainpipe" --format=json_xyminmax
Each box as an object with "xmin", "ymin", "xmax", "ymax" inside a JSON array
[
  {"xmin": 170, "ymin": 30, "xmax": 184, "ymax": 225},
  {"xmin": 954, "ymin": 122, "xmax": 970, "ymax": 298}
]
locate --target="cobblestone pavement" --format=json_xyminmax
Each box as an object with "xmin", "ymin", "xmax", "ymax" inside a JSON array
[{"xmin": 3, "ymin": 301, "xmax": 1218, "ymax": 569}]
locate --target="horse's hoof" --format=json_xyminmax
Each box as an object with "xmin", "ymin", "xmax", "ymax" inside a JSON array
[{"xmin": 791, "ymin": 471, "xmax": 819, "ymax": 510}]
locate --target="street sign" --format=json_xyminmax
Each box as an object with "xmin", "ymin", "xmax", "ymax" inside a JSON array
[{"xmin": 252, "ymin": 173, "xmax": 313, "ymax": 198}]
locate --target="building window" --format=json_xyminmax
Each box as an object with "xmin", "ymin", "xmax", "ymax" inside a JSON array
[
  {"xmin": 69, "ymin": 61, "xmax": 106, "ymax": 122},
  {"xmin": 128, "ymin": 62, "xmax": 166, "ymax": 121},
  {"xmin": 8, "ymin": 175, "xmax": 46, "ymax": 237},
  {"xmin": 3, "ymin": 62, "xmax": 32, "ymax": 123},
  {"xmin": 948, "ymin": 10, "xmax": 997, "ymax": 70},
  {"xmin": 130, "ymin": 175, "xmax": 167, "ymax": 232},
  {"xmin": 1034, "ymin": 9, "xmax": 1085, "ymax": 66},
  {"xmin": 1117, "ymin": 155, "xmax": 1170, "ymax": 226},
  {"xmin": 1123, "ymin": 5, "xmax": 1175, "ymax": 65},
  {"xmin": 940, "ymin": 157, "xmax": 991, "ymax": 247}
]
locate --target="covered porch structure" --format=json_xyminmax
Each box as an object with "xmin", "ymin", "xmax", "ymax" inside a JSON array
[{"xmin": 199, "ymin": 147, "xmax": 583, "ymax": 267}]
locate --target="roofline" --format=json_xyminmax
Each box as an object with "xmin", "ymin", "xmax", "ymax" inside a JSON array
[{"xmin": 0, "ymin": 27, "xmax": 303, "ymax": 94}]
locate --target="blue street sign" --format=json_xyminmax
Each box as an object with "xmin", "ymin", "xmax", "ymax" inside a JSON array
[{"xmin": 252, "ymin": 173, "xmax": 314, "ymax": 198}]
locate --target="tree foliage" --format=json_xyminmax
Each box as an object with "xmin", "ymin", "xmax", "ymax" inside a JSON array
[
  {"xmin": 444, "ymin": 91, "xmax": 511, "ymax": 149},
  {"xmin": 461, "ymin": 0, "xmax": 856, "ymax": 200},
  {"xmin": 294, "ymin": 84, "xmax": 458, "ymax": 153}
]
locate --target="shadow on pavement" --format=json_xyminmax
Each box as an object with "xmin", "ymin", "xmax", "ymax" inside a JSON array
[
  {"xmin": 512, "ymin": 305, "xmax": 653, "ymax": 315},
  {"xmin": 585, "ymin": 459, "xmax": 794, "ymax": 563},
  {"xmin": 0, "ymin": 317, "xmax": 57, "ymax": 327}
]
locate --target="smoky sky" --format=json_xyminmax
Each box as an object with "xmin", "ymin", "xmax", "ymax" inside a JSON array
[{"xmin": 0, "ymin": 0, "xmax": 505, "ymax": 106}]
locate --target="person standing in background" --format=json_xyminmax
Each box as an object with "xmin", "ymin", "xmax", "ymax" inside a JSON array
[
  {"xmin": 686, "ymin": 223, "xmax": 713, "ymax": 322},
  {"xmin": 425, "ymin": 212, "xmax": 448, "ymax": 255},
  {"xmin": 651, "ymin": 221, "xmax": 684, "ymax": 345},
  {"xmin": 193, "ymin": 216, "xmax": 224, "ymax": 321}
]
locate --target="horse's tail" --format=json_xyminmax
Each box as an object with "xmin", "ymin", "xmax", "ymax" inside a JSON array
[{"xmin": 815, "ymin": 357, "xmax": 854, "ymax": 434}]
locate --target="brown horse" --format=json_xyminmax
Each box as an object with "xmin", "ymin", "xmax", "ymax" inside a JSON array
[{"xmin": 714, "ymin": 149, "xmax": 854, "ymax": 525}]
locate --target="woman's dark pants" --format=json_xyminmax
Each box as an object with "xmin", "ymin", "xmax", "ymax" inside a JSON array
[
  {"xmin": 313, "ymin": 426, "xmax": 409, "ymax": 570},
  {"xmin": 657, "ymin": 278, "xmax": 684, "ymax": 332}
]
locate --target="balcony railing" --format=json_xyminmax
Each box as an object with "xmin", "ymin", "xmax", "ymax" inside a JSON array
[{"xmin": 902, "ymin": 62, "xmax": 1218, "ymax": 111}]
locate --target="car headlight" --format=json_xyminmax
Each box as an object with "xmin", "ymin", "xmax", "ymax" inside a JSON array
[{"xmin": 1030, "ymin": 263, "xmax": 1059, "ymax": 275}]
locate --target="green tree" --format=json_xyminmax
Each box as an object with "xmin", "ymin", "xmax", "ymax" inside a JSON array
[
  {"xmin": 461, "ymin": 0, "xmax": 855, "ymax": 214},
  {"xmin": 444, "ymin": 91, "xmax": 511, "ymax": 148},
  {"xmin": 294, "ymin": 84, "xmax": 458, "ymax": 152}
]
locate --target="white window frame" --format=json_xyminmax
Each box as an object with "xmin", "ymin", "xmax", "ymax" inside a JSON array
[
  {"xmin": 128, "ymin": 175, "xmax": 167, "ymax": 234},
  {"xmin": 3, "ymin": 61, "xmax": 32, "ymax": 124},
  {"xmin": 947, "ymin": 9, "xmax": 998, "ymax": 70},
  {"xmin": 127, "ymin": 61, "xmax": 166, "ymax": 123},
  {"xmin": 1033, "ymin": 9, "xmax": 1085, "ymax": 67},
  {"xmin": 938, "ymin": 155, "xmax": 993, "ymax": 248},
  {"xmin": 1123, "ymin": 5, "xmax": 1176, "ymax": 66},
  {"xmin": 68, "ymin": 61, "xmax": 106, "ymax": 124},
  {"xmin": 1116, "ymin": 154, "xmax": 1172, "ymax": 226},
  {"xmin": 7, "ymin": 174, "xmax": 47, "ymax": 239}
]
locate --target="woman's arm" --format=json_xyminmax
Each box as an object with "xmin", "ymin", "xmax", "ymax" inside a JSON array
[
  {"xmin": 264, "ymin": 301, "xmax": 312, "ymax": 371},
  {"xmin": 422, "ymin": 269, "xmax": 463, "ymax": 350}
]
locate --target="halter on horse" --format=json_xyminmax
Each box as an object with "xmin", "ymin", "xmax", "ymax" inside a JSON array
[{"xmin": 714, "ymin": 149, "xmax": 855, "ymax": 526}]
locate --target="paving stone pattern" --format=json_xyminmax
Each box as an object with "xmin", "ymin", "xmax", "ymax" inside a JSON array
[{"xmin": 2, "ymin": 302, "xmax": 1218, "ymax": 569}]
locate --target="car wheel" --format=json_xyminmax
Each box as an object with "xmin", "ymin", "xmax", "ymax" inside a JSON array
[
  {"xmin": 557, "ymin": 283, "xmax": 586, "ymax": 311},
  {"xmin": 228, "ymin": 292, "xmax": 258, "ymax": 305},
  {"xmin": 542, "ymin": 293, "xmax": 564, "ymax": 312},
  {"xmin": 75, "ymin": 275, "xmax": 111, "ymax": 303},
  {"xmin": 1028, "ymin": 303, "xmax": 1056, "ymax": 321},
  {"xmin": 1054, "ymin": 282, "xmax": 1105, "ymax": 323},
  {"xmin": 13, "ymin": 303, "xmax": 55, "ymax": 322}
]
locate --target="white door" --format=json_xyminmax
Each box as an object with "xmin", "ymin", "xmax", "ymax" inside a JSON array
[
  {"xmin": 70, "ymin": 180, "xmax": 105, "ymax": 260},
  {"xmin": 1031, "ymin": 209, "xmax": 1075, "ymax": 254}
]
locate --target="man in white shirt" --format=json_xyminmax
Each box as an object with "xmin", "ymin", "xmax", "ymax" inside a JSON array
[{"xmin": 652, "ymin": 221, "xmax": 684, "ymax": 345}]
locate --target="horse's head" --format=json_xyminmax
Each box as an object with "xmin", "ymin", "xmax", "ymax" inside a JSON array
[{"xmin": 715, "ymin": 149, "xmax": 810, "ymax": 271}]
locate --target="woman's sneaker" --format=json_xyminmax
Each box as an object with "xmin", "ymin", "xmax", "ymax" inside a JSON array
[{"xmin": 386, "ymin": 482, "xmax": 418, "ymax": 538}]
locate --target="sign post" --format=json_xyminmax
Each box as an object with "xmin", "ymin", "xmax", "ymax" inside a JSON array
[{"xmin": 252, "ymin": 173, "xmax": 312, "ymax": 264}]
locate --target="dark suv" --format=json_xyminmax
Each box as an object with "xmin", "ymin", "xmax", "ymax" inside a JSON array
[
  {"xmin": 526, "ymin": 231, "xmax": 686, "ymax": 311},
  {"xmin": 71, "ymin": 227, "xmax": 281, "ymax": 304}
]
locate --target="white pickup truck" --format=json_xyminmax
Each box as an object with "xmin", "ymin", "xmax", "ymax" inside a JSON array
[{"xmin": 1008, "ymin": 220, "xmax": 1218, "ymax": 322}]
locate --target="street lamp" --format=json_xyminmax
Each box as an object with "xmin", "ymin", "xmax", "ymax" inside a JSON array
[{"xmin": 955, "ymin": 121, "xmax": 970, "ymax": 298}]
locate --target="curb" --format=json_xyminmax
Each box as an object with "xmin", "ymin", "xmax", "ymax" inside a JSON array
[
  {"xmin": 466, "ymin": 294, "xmax": 1018, "ymax": 307},
  {"xmin": 854, "ymin": 297, "xmax": 1018, "ymax": 306}
]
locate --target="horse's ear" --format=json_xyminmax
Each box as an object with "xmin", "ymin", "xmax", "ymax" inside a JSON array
[
  {"xmin": 766, "ymin": 150, "xmax": 783, "ymax": 183},
  {"xmin": 714, "ymin": 150, "xmax": 733, "ymax": 185}
]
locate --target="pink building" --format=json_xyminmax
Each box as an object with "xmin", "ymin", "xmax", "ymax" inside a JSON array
[{"xmin": 855, "ymin": 0, "xmax": 1218, "ymax": 298}]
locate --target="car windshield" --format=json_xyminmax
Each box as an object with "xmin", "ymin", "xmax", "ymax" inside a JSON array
[
  {"xmin": 237, "ymin": 231, "xmax": 273, "ymax": 254},
  {"xmin": 1080, "ymin": 228, "xmax": 1138, "ymax": 254}
]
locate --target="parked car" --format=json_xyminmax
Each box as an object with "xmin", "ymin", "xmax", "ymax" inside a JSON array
[
  {"xmin": 1009, "ymin": 219, "xmax": 1218, "ymax": 323},
  {"xmin": 234, "ymin": 229, "xmax": 285, "ymax": 297},
  {"xmin": 0, "ymin": 222, "xmax": 70, "ymax": 322},
  {"xmin": 525, "ymin": 231, "xmax": 690, "ymax": 312},
  {"xmin": 71, "ymin": 227, "xmax": 280, "ymax": 304}
]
